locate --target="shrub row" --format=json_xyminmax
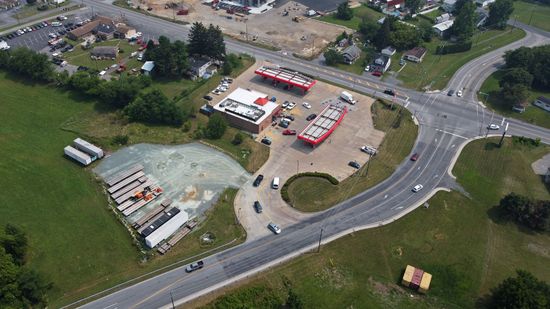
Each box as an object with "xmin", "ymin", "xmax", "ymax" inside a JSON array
[
  {"xmin": 281, "ymin": 172, "xmax": 339, "ymax": 204},
  {"xmin": 436, "ymin": 41, "xmax": 472, "ymax": 55}
]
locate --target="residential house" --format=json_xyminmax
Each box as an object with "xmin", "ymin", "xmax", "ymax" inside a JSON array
[
  {"xmin": 435, "ymin": 13, "xmax": 451, "ymax": 24},
  {"xmin": 90, "ymin": 46, "xmax": 118, "ymax": 59},
  {"xmin": 338, "ymin": 38, "xmax": 349, "ymax": 48},
  {"xmin": 442, "ymin": 0, "xmax": 456, "ymax": 12},
  {"xmin": 342, "ymin": 45, "xmax": 361, "ymax": 64},
  {"xmin": 373, "ymin": 54, "xmax": 391, "ymax": 72},
  {"xmin": 475, "ymin": 0, "xmax": 495, "ymax": 7},
  {"xmin": 50, "ymin": 0, "xmax": 65, "ymax": 4},
  {"xmin": 475, "ymin": 8, "xmax": 488, "ymax": 28},
  {"xmin": 141, "ymin": 61, "xmax": 155, "ymax": 76},
  {"xmin": 404, "ymin": 47, "xmax": 427, "ymax": 63},
  {"xmin": 0, "ymin": 40, "xmax": 10, "ymax": 51},
  {"xmin": 114, "ymin": 24, "xmax": 136, "ymax": 39},
  {"xmin": 433, "ymin": 20, "xmax": 454, "ymax": 37},
  {"xmin": 533, "ymin": 96, "xmax": 550, "ymax": 113},
  {"xmin": 93, "ymin": 23, "xmax": 116, "ymax": 40},
  {"xmin": 189, "ymin": 57, "xmax": 214, "ymax": 79},
  {"xmin": 386, "ymin": 0, "xmax": 404, "ymax": 9},
  {"xmin": 67, "ymin": 16, "xmax": 115, "ymax": 40},
  {"xmin": 381, "ymin": 46, "xmax": 396, "ymax": 57}
]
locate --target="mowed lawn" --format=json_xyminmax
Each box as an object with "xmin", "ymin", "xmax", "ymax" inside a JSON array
[
  {"xmin": 0, "ymin": 73, "xmax": 139, "ymax": 301},
  {"xmin": 197, "ymin": 138, "xmax": 550, "ymax": 308},
  {"xmin": 318, "ymin": 5, "xmax": 384, "ymax": 30},
  {"xmin": 395, "ymin": 27, "xmax": 526, "ymax": 90},
  {"xmin": 513, "ymin": 0, "xmax": 550, "ymax": 32},
  {"xmin": 480, "ymin": 70, "xmax": 550, "ymax": 129},
  {"xmin": 287, "ymin": 101, "xmax": 417, "ymax": 212}
]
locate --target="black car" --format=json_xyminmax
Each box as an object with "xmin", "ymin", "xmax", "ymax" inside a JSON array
[
  {"xmin": 306, "ymin": 114, "xmax": 317, "ymax": 121},
  {"xmin": 348, "ymin": 161, "xmax": 360, "ymax": 169},
  {"xmin": 253, "ymin": 201, "xmax": 263, "ymax": 213},
  {"xmin": 447, "ymin": 89, "xmax": 455, "ymax": 96},
  {"xmin": 203, "ymin": 95, "xmax": 213, "ymax": 101},
  {"xmin": 384, "ymin": 89, "xmax": 395, "ymax": 96},
  {"xmin": 284, "ymin": 115, "xmax": 295, "ymax": 121},
  {"xmin": 253, "ymin": 174, "xmax": 264, "ymax": 187},
  {"xmin": 77, "ymin": 66, "xmax": 89, "ymax": 71},
  {"xmin": 261, "ymin": 137, "xmax": 272, "ymax": 145},
  {"xmin": 278, "ymin": 120, "xmax": 289, "ymax": 128}
]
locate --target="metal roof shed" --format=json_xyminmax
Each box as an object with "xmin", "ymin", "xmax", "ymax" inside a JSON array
[{"xmin": 145, "ymin": 211, "xmax": 189, "ymax": 248}]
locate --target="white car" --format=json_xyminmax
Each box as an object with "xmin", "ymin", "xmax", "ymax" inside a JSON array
[
  {"xmin": 457, "ymin": 90, "xmax": 463, "ymax": 97},
  {"xmin": 412, "ymin": 184, "xmax": 424, "ymax": 192},
  {"xmin": 360, "ymin": 145, "xmax": 377, "ymax": 155},
  {"xmin": 364, "ymin": 65, "xmax": 370, "ymax": 72},
  {"xmin": 487, "ymin": 124, "xmax": 500, "ymax": 130},
  {"xmin": 302, "ymin": 102, "xmax": 311, "ymax": 109},
  {"xmin": 211, "ymin": 89, "xmax": 221, "ymax": 95},
  {"xmin": 286, "ymin": 102, "xmax": 296, "ymax": 110},
  {"xmin": 282, "ymin": 101, "xmax": 290, "ymax": 109},
  {"xmin": 268, "ymin": 222, "xmax": 281, "ymax": 234}
]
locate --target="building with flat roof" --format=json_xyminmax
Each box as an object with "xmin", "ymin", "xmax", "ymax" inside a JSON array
[
  {"xmin": 213, "ymin": 87, "xmax": 281, "ymax": 133},
  {"xmin": 298, "ymin": 104, "xmax": 347, "ymax": 146}
]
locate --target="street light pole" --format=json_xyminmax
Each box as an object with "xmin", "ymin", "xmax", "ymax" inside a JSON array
[{"xmin": 317, "ymin": 228, "xmax": 323, "ymax": 253}]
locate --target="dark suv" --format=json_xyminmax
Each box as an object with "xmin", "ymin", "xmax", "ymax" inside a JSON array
[
  {"xmin": 384, "ymin": 89, "xmax": 395, "ymax": 96},
  {"xmin": 253, "ymin": 201, "xmax": 263, "ymax": 213},
  {"xmin": 253, "ymin": 174, "xmax": 264, "ymax": 187}
]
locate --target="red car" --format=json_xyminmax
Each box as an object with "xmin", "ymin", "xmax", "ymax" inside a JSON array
[
  {"xmin": 282, "ymin": 129, "xmax": 297, "ymax": 135},
  {"xmin": 410, "ymin": 153, "xmax": 419, "ymax": 161},
  {"xmin": 372, "ymin": 71, "xmax": 382, "ymax": 77}
]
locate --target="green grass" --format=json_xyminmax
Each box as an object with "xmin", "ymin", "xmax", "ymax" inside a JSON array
[
  {"xmin": 334, "ymin": 51, "xmax": 369, "ymax": 75},
  {"xmin": 479, "ymin": 71, "xmax": 550, "ymax": 129},
  {"xmin": 513, "ymin": 0, "xmax": 550, "ymax": 32},
  {"xmin": 198, "ymin": 138, "xmax": 550, "ymax": 308},
  {"xmin": 396, "ymin": 27, "xmax": 526, "ymax": 90},
  {"xmin": 287, "ymin": 100, "xmax": 418, "ymax": 212},
  {"xmin": 63, "ymin": 40, "xmax": 141, "ymax": 70},
  {"xmin": 319, "ymin": 5, "xmax": 384, "ymax": 30}
]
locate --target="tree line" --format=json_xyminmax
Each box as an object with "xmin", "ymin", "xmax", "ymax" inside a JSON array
[
  {"xmin": 499, "ymin": 192, "xmax": 550, "ymax": 231},
  {"xmin": 488, "ymin": 270, "xmax": 550, "ymax": 308},
  {"xmin": 0, "ymin": 224, "xmax": 52, "ymax": 308}
]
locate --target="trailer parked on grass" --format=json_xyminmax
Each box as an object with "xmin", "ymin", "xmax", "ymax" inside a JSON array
[
  {"xmin": 64, "ymin": 146, "xmax": 92, "ymax": 166},
  {"xmin": 73, "ymin": 138, "xmax": 104, "ymax": 159}
]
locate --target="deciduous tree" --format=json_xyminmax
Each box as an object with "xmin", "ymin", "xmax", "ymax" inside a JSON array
[
  {"xmin": 489, "ymin": 270, "xmax": 550, "ymax": 308},
  {"xmin": 451, "ymin": 0, "xmax": 476, "ymax": 42},
  {"xmin": 487, "ymin": 0, "xmax": 514, "ymax": 29},
  {"xmin": 335, "ymin": 2, "xmax": 353, "ymax": 20},
  {"xmin": 205, "ymin": 113, "xmax": 228, "ymax": 139}
]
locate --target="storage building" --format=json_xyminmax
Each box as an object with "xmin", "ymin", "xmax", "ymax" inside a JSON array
[
  {"xmin": 401, "ymin": 265, "xmax": 415, "ymax": 286},
  {"xmin": 418, "ymin": 272, "xmax": 432, "ymax": 294},
  {"xmin": 141, "ymin": 207, "xmax": 181, "ymax": 237},
  {"xmin": 64, "ymin": 146, "xmax": 92, "ymax": 166},
  {"xmin": 145, "ymin": 211, "xmax": 189, "ymax": 248},
  {"xmin": 73, "ymin": 138, "xmax": 104, "ymax": 159}
]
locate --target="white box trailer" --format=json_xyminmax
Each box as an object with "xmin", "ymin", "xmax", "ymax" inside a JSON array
[
  {"xmin": 73, "ymin": 138, "xmax": 104, "ymax": 159},
  {"xmin": 145, "ymin": 211, "xmax": 189, "ymax": 248},
  {"xmin": 64, "ymin": 146, "xmax": 92, "ymax": 166},
  {"xmin": 340, "ymin": 91, "xmax": 356, "ymax": 105}
]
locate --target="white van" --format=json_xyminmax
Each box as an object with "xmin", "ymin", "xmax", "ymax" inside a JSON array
[
  {"xmin": 272, "ymin": 177, "xmax": 280, "ymax": 189},
  {"xmin": 340, "ymin": 91, "xmax": 357, "ymax": 105}
]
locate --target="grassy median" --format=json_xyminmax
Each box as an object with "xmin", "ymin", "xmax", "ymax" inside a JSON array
[
  {"xmin": 286, "ymin": 100, "xmax": 417, "ymax": 212},
  {"xmin": 195, "ymin": 137, "xmax": 550, "ymax": 308}
]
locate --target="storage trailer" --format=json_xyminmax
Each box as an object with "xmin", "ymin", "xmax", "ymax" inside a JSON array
[
  {"xmin": 73, "ymin": 138, "xmax": 104, "ymax": 159},
  {"xmin": 64, "ymin": 146, "xmax": 92, "ymax": 166}
]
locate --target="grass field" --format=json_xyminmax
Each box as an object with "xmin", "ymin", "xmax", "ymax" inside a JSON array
[
  {"xmin": 287, "ymin": 100, "xmax": 417, "ymax": 212},
  {"xmin": 395, "ymin": 27, "xmax": 526, "ymax": 90},
  {"xmin": 196, "ymin": 137, "xmax": 550, "ymax": 308},
  {"xmin": 63, "ymin": 39, "xmax": 141, "ymax": 70},
  {"xmin": 513, "ymin": 0, "xmax": 550, "ymax": 32},
  {"xmin": 479, "ymin": 70, "xmax": 550, "ymax": 129},
  {"xmin": 318, "ymin": 5, "xmax": 384, "ymax": 30}
]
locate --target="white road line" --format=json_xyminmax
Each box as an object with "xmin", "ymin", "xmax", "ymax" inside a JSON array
[{"xmin": 435, "ymin": 129, "xmax": 468, "ymax": 139}]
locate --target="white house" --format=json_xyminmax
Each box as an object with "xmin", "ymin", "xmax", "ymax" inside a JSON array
[
  {"xmin": 0, "ymin": 40, "xmax": 10, "ymax": 51},
  {"xmin": 381, "ymin": 46, "xmax": 396, "ymax": 57},
  {"xmin": 433, "ymin": 20, "xmax": 454, "ymax": 37},
  {"xmin": 141, "ymin": 61, "xmax": 155, "ymax": 76}
]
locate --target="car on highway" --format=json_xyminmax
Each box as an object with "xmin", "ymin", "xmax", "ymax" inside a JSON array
[
  {"xmin": 302, "ymin": 102, "xmax": 311, "ymax": 109},
  {"xmin": 348, "ymin": 161, "xmax": 360, "ymax": 169},
  {"xmin": 412, "ymin": 184, "xmax": 424, "ymax": 192},
  {"xmin": 203, "ymin": 95, "xmax": 213, "ymax": 101},
  {"xmin": 457, "ymin": 90, "xmax": 463, "ymax": 97},
  {"xmin": 267, "ymin": 222, "xmax": 281, "ymax": 234},
  {"xmin": 261, "ymin": 137, "xmax": 272, "ymax": 145},
  {"xmin": 306, "ymin": 114, "xmax": 317, "ymax": 121},
  {"xmin": 360, "ymin": 145, "xmax": 377, "ymax": 155},
  {"xmin": 487, "ymin": 124, "xmax": 500, "ymax": 130},
  {"xmin": 282, "ymin": 129, "xmax": 297, "ymax": 135},
  {"xmin": 383, "ymin": 89, "xmax": 395, "ymax": 96},
  {"xmin": 410, "ymin": 153, "xmax": 419, "ymax": 161},
  {"xmin": 253, "ymin": 201, "xmax": 263, "ymax": 213},
  {"xmin": 253, "ymin": 174, "xmax": 264, "ymax": 187},
  {"xmin": 185, "ymin": 260, "xmax": 204, "ymax": 273},
  {"xmin": 447, "ymin": 89, "xmax": 455, "ymax": 96}
]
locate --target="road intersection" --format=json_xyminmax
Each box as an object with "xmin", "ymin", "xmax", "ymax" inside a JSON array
[{"xmin": 41, "ymin": 2, "xmax": 550, "ymax": 307}]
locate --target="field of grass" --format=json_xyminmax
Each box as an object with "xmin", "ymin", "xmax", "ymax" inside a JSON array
[
  {"xmin": 287, "ymin": 100, "xmax": 417, "ymax": 212},
  {"xmin": 395, "ymin": 27, "xmax": 526, "ymax": 90},
  {"xmin": 334, "ymin": 50, "xmax": 369, "ymax": 75},
  {"xmin": 318, "ymin": 5, "xmax": 384, "ymax": 30},
  {"xmin": 196, "ymin": 137, "xmax": 550, "ymax": 308},
  {"xmin": 63, "ymin": 40, "xmax": 141, "ymax": 70},
  {"xmin": 513, "ymin": 0, "xmax": 550, "ymax": 32},
  {"xmin": 479, "ymin": 70, "xmax": 550, "ymax": 129}
]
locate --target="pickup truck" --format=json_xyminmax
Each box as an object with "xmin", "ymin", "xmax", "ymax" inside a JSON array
[{"xmin": 185, "ymin": 260, "xmax": 204, "ymax": 273}]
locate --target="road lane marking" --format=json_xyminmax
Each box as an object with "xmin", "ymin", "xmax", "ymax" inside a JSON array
[{"xmin": 435, "ymin": 129, "xmax": 468, "ymax": 140}]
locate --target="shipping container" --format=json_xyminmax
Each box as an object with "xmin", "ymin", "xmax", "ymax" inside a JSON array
[
  {"xmin": 145, "ymin": 211, "xmax": 189, "ymax": 248},
  {"xmin": 64, "ymin": 146, "xmax": 92, "ymax": 166},
  {"xmin": 73, "ymin": 138, "xmax": 104, "ymax": 159},
  {"xmin": 418, "ymin": 272, "xmax": 432, "ymax": 294},
  {"xmin": 401, "ymin": 265, "xmax": 415, "ymax": 286}
]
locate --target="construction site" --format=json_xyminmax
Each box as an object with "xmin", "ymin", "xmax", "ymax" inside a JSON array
[
  {"xmin": 128, "ymin": 0, "xmax": 351, "ymax": 56},
  {"xmin": 93, "ymin": 143, "xmax": 249, "ymax": 253}
]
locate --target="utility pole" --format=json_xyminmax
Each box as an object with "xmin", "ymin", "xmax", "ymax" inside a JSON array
[{"xmin": 317, "ymin": 228, "xmax": 323, "ymax": 253}]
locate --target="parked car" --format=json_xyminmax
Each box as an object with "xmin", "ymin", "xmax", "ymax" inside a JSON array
[
  {"xmin": 306, "ymin": 114, "xmax": 317, "ymax": 121},
  {"xmin": 253, "ymin": 174, "xmax": 264, "ymax": 187},
  {"xmin": 282, "ymin": 101, "xmax": 290, "ymax": 109},
  {"xmin": 302, "ymin": 102, "xmax": 311, "ymax": 109},
  {"xmin": 360, "ymin": 145, "xmax": 377, "ymax": 155},
  {"xmin": 487, "ymin": 124, "xmax": 500, "ymax": 130},
  {"xmin": 282, "ymin": 129, "xmax": 297, "ymax": 135},
  {"xmin": 253, "ymin": 201, "xmax": 263, "ymax": 213},
  {"xmin": 185, "ymin": 260, "xmax": 204, "ymax": 273},
  {"xmin": 261, "ymin": 137, "xmax": 272, "ymax": 145},
  {"xmin": 279, "ymin": 120, "xmax": 289, "ymax": 128},
  {"xmin": 203, "ymin": 95, "xmax": 213, "ymax": 101},
  {"xmin": 267, "ymin": 222, "xmax": 282, "ymax": 234},
  {"xmin": 410, "ymin": 153, "xmax": 419, "ymax": 161},
  {"xmin": 457, "ymin": 90, "xmax": 463, "ymax": 97},
  {"xmin": 284, "ymin": 115, "xmax": 295, "ymax": 121},
  {"xmin": 412, "ymin": 184, "xmax": 424, "ymax": 192},
  {"xmin": 364, "ymin": 65, "xmax": 370, "ymax": 72},
  {"xmin": 372, "ymin": 71, "xmax": 382, "ymax": 77},
  {"xmin": 286, "ymin": 102, "xmax": 296, "ymax": 110},
  {"xmin": 447, "ymin": 89, "xmax": 455, "ymax": 96},
  {"xmin": 384, "ymin": 89, "xmax": 395, "ymax": 96},
  {"xmin": 348, "ymin": 161, "xmax": 360, "ymax": 169}
]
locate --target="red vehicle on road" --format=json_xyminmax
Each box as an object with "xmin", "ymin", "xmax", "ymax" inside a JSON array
[
  {"xmin": 372, "ymin": 71, "xmax": 382, "ymax": 77},
  {"xmin": 282, "ymin": 129, "xmax": 297, "ymax": 135},
  {"xmin": 410, "ymin": 153, "xmax": 419, "ymax": 161}
]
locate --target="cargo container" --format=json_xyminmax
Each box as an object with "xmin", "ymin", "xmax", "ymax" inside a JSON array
[
  {"xmin": 410, "ymin": 268, "xmax": 424, "ymax": 290},
  {"xmin": 74, "ymin": 138, "xmax": 104, "ymax": 159},
  {"xmin": 418, "ymin": 272, "xmax": 432, "ymax": 294},
  {"xmin": 64, "ymin": 146, "xmax": 92, "ymax": 166},
  {"xmin": 401, "ymin": 265, "xmax": 415, "ymax": 286},
  {"xmin": 145, "ymin": 211, "xmax": 189, "ymax": 248}
]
